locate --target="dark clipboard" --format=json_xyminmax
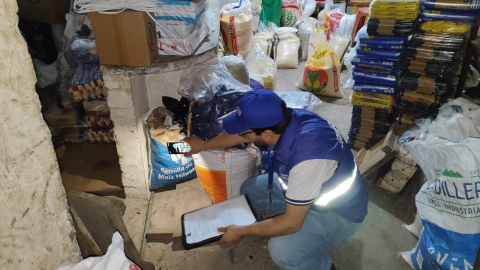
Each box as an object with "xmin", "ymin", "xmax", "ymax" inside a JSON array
[{"xmin": 181, "ymin": 195, "xmax": 258, "ymax": 250}]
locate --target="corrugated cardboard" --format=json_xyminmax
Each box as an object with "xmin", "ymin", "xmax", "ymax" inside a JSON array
[
  {"xmin": 62, "ymin": 172, "xmax": 123, "ymax": 196},
  {"xmin": 17, "ymin": 0, "xmax": 70, "ymax": 25},
  {"xmin": 90, "ymin": 11, "xmax": 158, "ymax": 67}
]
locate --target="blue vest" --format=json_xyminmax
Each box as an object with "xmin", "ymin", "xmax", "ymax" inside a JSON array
[{"xmin": 272, "ymin": 109, "xmax": 368, "ymax": 223}]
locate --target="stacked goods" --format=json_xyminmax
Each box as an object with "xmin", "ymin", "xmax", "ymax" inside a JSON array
[
  {"xmin": 83, "ymin": 100, "xmax": 115, "ymax": 143},
  {"xmin": 347, "ymin": 0, "xmax": 421, "ymax": 150},
  {"xmin": 347, "ymin": 105, "xmax": 393, "ymax": 150},
  {"xmin": 68, "ymin": 62, "xmax": 106, "ymax": 102},
  {"xmin": 155, "ymin": 0, "xmax": 212, "ymax": 56},
  {"xmin": 44, "ymin": 104, "xmax": 88, "ymax": 143},
  {"xmin": 398, "ymin": 0, "xmax": 479, "ymax": 116}
]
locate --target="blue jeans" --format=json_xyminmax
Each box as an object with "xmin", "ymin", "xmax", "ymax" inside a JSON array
[{"xmin": 240, "ymin": 174, "xmax": 362, "ymax": 270}]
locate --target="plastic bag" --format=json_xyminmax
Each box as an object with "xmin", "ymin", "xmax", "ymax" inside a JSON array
[
  {"xmin": 178, "ymin": 63, "xmax": 252, "ymax": 103},
  {"xmin": 68, "ymin": 62, "xmax": 106, "ymax": 102},
  {"xmin": 260, "ymin": 0, "xmax": 282, "ymax": 27},
  {"xmin": 297, "ymin": 29, "xmax": 344, "ymax": 98},
  {"xmin": 281, "ymin": 0, "xmax": 303, "ymax": 27},
  {"xmin": 221, "ymin": 0, "xmax": 254, "ymax": 58},
  {"xmin": 32, "ymin": 58, "xmax": 59, "ymax": 89},
  {"xmin": 317, "ymin": 3, "xmax": 346, "ymax": 40},
  {"xmin": 86, "ymin": 128, "xmax": 115, "ymax": 143},
  {"xmin": 351, "ymin": 91, "xmax": 395, "ymax": 110},
  {"xmin": 219, "ymin": 55, "xmax": 250, "ymax": 85},
  {"xmin": 252, "ymin": 22, "xmax": 274, "ymax": 56},
  {"xmin": 56, "ymin": 232, "xmax": 141, "ymax": 270},
  {"xmin": 297, "ymin": 18, "xmax": 317, "ymax": 61},
  {"xmin": 158, "ymin": 11, "xmax": 212, "ymax": 56},
  {"xmin": 272, "ymin": 26, "xmax": 300, "ymax": 68},
  {"xmin": 246, "ymin": 43, "xmax": 277, "ymax": 90},
  {"xmin": 70, "ymin": 36, "xmax": 98, "ymax": 63},
  {"xmin": 144, "ymin": 107, "xmax": 196, "ymax": 189},
  {"xmin": 401, "ymin": 114, "xmax": 480, "ymax": 269}
]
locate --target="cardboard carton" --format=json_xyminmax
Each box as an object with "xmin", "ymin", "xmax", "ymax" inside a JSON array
[
  {"xmin": 17, "ymin": 0, "xmax": 70, "ymax": 25},
  {"xmin": 89, "ymin": 10, "xmax": 158, "ymax": 66}
]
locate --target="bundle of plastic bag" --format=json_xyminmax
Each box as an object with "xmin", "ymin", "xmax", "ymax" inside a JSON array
[
  {"xmin": 221, "ymin": 0, "xmax": 254, "ymax": 58},
  {"xmin": 297, "ymin": 28, "xmax": 347, "ymax": 98},
  {"xmin": 246, "ymin": 43, "xmax": 277, "ymax": 90}
]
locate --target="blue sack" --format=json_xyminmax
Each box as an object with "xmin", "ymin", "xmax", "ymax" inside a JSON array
[{"xmin": 145, "ymin": 108, "xmax": 196, "ymax": 190}]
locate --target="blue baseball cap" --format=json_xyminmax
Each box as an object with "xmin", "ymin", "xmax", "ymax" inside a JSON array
[{"xmin": 222, "ymin": 90, "xmax": 284, "ymax": 134}]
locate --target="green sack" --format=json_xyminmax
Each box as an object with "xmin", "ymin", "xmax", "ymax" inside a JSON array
[{"xmin": 260, "ymin": 0, "xmax": 282, "ymax": 27}]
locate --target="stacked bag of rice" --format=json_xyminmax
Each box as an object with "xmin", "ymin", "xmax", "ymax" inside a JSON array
[{"xmin": 398, "ymin": 0, "xmax": 479, "ymax": 117}]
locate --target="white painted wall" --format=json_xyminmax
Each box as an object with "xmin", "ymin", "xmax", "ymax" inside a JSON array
[{"xmin": 0, "ymin": 1, "xmax": 82, "ymax": 269}]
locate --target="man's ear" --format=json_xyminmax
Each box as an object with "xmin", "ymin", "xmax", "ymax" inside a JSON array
[{"xmin": 262, "ymin": 130, "xmax": 275, "ymax": 139}]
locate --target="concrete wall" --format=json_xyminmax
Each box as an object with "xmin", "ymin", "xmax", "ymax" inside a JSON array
[{"xmin": 0, "ymin": 1, "xmax": 82, "ymax": 269}]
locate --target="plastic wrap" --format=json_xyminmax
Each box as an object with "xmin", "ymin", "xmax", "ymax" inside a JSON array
[
  {"xmin": 68, "ymin": 62, "xmax": 106, "ymax": 102},
  {"xmin": 358, "ymin": 37, "xmax": 405, "ymax": 50},
  {"xmin": 275, "ymin": 91, "xmax": 323, "ymax": 112},
  {"xmin": 219, "ymin": 55, "xmax": 250, "ymax": 85},
  {"xmin": 221, "ymin": 0, "xmax": 254, "ymax": 58},
  {"xmin": 86, "ymin": 128, "xmax": 115, "ymax": 143},
  {"xmin": 351, "ymin": 91, "xmax": 395, "ymax": 110},
  {"xmin": 356, "ymin": 47, "xmax": 402, "ymax": 61},
  {"xmin": 353, "ymin": 83, "xmax": 396, "ymax": 94},
  {"xmin": 155, "ymin": 0, "xmax": 207, "ymax": 23},
  {"xmin": 246, "ymin": 43, "xmax": 277, "ymax": 90},
  {"xmin": 83, "ymin": 100, "xmax": 113, "ymax": 128},
  {"xmin": 421, "ymin": 0, "xmax": 480, "ymax": 12},
  {"xmin": 70, "ymin": 36, "xmax": 98, "ymax": 63},
  {"xmin": 402, "ymin": 58, "xmax": 458, "ymax": 78},
  {"xmin": 32, "ymin": 58, "xmax": 59, "ymax": 89},
  {"xmin": 158, "ymin": 11, "xmax": 212, "ymax": 56},
  {"xmin": 419, "ymin": 20, "xmax": 470, "ymax": 34},
  {"xmin": 399, "ymin": 75, "xmax": 448, "ymax": 95},
  {"xmin": 178, "ymin": 63, "xmax": 252, "ymax": 103},
  {"xmin": 401, "ymin": 90, "xmax": 437, "ymax": 106},
  {"xmin": 420, "ymin": 9, "xmax": 477, "ymax": 22},
  {"xmin": 377, "ymin": 159, "xmax": 418, "ymax": 194},
  {"xmin": 297, "ymin": 18, "xmax": 316, "ymax": 61},
  {"xmin": 352, "ymin": 57, "xmax": 398, "ymax": 71},
  {"xmin": 353, "ymin": 69, "xmax": 398, "ymax": 86}
]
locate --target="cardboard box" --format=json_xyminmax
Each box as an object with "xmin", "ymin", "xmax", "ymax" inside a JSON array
[
  {"xmin": 17, "ymin": 0, "xmax": 70, "ymax": 25},
  {"xmin": 89, "ymin": 11, "xmax": 158, "ymax": 67},
  {"xmin": 356, "ymin": 122, "xmax": 410, "ymax": 178}
]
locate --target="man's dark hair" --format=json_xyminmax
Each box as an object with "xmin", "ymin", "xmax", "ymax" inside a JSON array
[{"xmin": 252, "ymin": 100, "xmax": 292, "ymax": 135}]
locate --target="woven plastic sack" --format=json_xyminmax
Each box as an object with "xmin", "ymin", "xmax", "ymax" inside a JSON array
[
  {"xmin": 221, "ymin": 0, "xmax": 254, "ymax": 58},
  {"xmin": 193, "ymin": 146, "xmax": 259, "ymax": 203}
]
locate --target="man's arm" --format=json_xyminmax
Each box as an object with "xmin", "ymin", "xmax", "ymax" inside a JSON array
[
  {"xmin": 218, "ymin": 203, "xmax": 310, "ymax": 247},
  {"xmin": 182, "ymin": 132, "xmax": 250, "ymax": 156}
]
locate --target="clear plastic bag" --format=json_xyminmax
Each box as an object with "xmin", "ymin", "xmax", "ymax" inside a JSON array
[
  {"xmin": 177, "ymin": 63, "xmax": 252, "ymax": 103},
  {"xmin": 252, "ymin": 22, "xmax": 274, "ymax": 56},
  {"xmin": 272, "ymin": 26, "xmax": 300, "ymax": 69},
  {"xmin": 245, "ymin": 43, "xmax": 278, "ymax": 90},
  {"xmin": 32, "ymin": 58, "xmax": 59, "ymax": 89},
  {"xmin": 219, "ymin": 54, "xmax": 250, "ymax": 85},
  {"xmin": 297, "ymin": 18, "xmax": 316, "ymax": 61}
]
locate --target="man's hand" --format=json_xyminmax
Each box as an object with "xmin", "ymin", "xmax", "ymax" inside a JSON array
[
  {"xmin": 218, "ymin": 225, "xmax": 245, "ymax": 248},
  {"xmin": 181, "ymin": 135, "xmax": 205, "ymax": 156}
]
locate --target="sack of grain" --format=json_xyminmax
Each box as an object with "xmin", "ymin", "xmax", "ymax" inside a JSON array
[
  {"xmin": 272, "ymin": 27, "xmax": 300, "ymax": 69},
  {"xmin": 193, "ymin": 146, "xmax": 259, "ymax": 203},
  {"xmin": 221, "ymin": 0, "xmax": 254, "ymax": 58}
]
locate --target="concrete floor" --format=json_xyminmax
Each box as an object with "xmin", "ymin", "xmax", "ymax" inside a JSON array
[{"xmin": 142, "ymin": 62, "xmax": 421, "ymax": 270}]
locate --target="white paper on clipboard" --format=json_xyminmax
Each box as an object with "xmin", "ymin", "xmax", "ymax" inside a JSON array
[{"xmin": 183, "ymin": 195, "xmax": 256, "ymax": 244}]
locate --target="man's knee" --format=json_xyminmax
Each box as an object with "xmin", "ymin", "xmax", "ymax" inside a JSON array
[{"xmin": 268, "ymin": 237, "xmax": 298, "ymax": 269}]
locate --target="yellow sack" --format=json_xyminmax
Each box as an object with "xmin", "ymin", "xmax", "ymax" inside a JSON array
[{"xmin": 297, "ymin": 28, "xmax": 347, "ymax": 98}]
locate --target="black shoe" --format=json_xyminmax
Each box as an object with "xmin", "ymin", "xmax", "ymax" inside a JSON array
[{"xmin": 330, "ymin": 263, "xmax": 336, "ymax": 270}]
